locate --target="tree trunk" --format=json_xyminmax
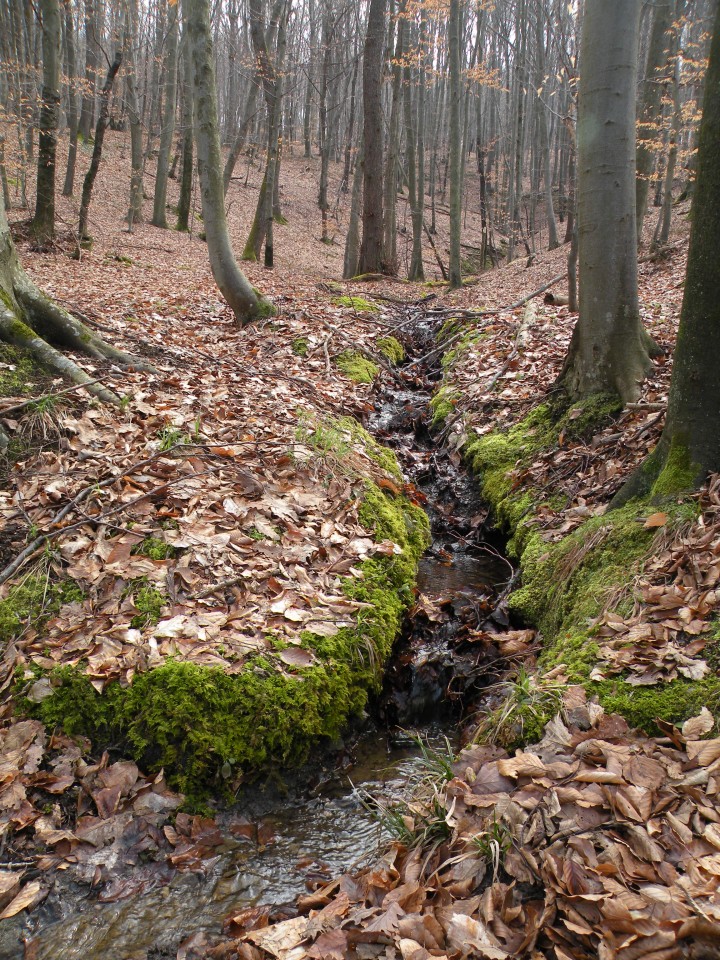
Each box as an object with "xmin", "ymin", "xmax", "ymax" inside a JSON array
[
  {"xmin": 358, "ymin": 0, "xmax": 387, "ymax": 275},
  {"xmin": 616, "ymin": 3, "xmax": 720, "ymax": 503},
  {"xmin": 448, "ymin": 0, "xmax": 462, "ymax": 288},
  {"xmin": 184, "ymin": 0, "xmax": 270, "ymax": 324},
  {"xmin": 78, "ymin": 0, "xmax": 98, "ymax": 141},
  {"xmin": 343, "ymin": 140, "xmax": 363, "ymax": 279},
  {"xmin": 152, "ymin": 0, "xmax": 179, "ymax": 228},
  {"xmin": 32, "ymin": 0, "xmax": 62, "ymax": 245},
  {"xmin": 559, "ymin": 0, "xmax": 651, "ymax": 404},
  {"xmin": 408, "ymin": 6, "xmax": 427, "ymax": 282},
  {"xmin": 125, "ymin": 0, "xmax": 144, "ymax": 228},
  {"xmin": 177, "ymin": 40, "xmax": 194, "ymax": 233},
  {"xmin": 62, "ymin": 0, "xmax": 79, "ymax": 197},
  {"xmin": 636, "ymin": 0, "xmax": 673, "ymax": 240},
  {"xmin": 383, "ymin": 5, "xmax": 406, "ymax": 275},
  {"xmin": 78, "ymin": 49, "xmax": 122, "ymax": 243}
]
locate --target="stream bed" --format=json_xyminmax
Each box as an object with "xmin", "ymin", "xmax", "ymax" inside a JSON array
[{"xmin": 5, "ymin": 304, "xmax": 512, "ymax": 959}]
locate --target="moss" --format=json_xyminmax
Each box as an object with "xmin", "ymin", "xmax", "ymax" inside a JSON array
[
  {"xmin": 377, "ymin": 336, "xmax": 405, "ymax": 364},
  {"xmin": 591, "ymin": 675, "xmax": 720, "ymax": 736},
  {"xmin": 292, "ymin": 337, "xmax": 309, "ymax": 358},
  {"xmin": 457, "ymin": 394, "xmax": 711, "ymax": 745},
  {"xmin": 0, "ymin": 575, "xmax": 84, "ymax": 646},
  {"xmin": 0, "ymin": 343, "xmax": 40, "ymax": 397},
  {"xmin": 429, "ymin": 386, "xmax": 461, "ymax": 427},
  {"xmin": 19, "ymin": 466, "xmax": 429, "ymax": 799},
  {"xmin": 297, "ymin": 414, "xmax": 403, "ymax": 481},
  {"xmin": 130, "ymin": 582, "xmax": 167, "ymax": 629},
  {"xmin": 335, "ymin": 351, "xmax": 379, "ymax": 384},
  {"xmin": 652, "ymin": 434, "xmax": 702, "ymax": 497},
  {"xmin": 134, "ymin": 537, "xmax": 178, "ymax": 561},
  {"xmin": 332, "ymin": 296, "xmax": 379, "ymax": 313}
]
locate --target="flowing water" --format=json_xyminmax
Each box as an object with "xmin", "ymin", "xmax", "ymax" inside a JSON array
[{"xmin": 5, "ymin": 305, "xmax": 511, "ymax": 959}]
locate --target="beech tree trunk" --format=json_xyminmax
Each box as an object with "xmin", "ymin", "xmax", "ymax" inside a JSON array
[
  {"xmin": 32, "ymin": 0, "xmax": 62, "ymax": 244},
  {"xmin": 636, "ymin": 0, "xmax": 673, "ymax": 240},
  {"xmin": 78, "ymin": 48, "xmax": 122, "ymax": 242},
  {"xmin": 184, "ymin": 0, "xmax": 270, "ymax": 324},
  {"xmin": 62, "ymin": 0, "xmax": 79, "ymax": 197},
  {"xmin": 559, "ymin": 0, "xmax": 651, "ymax": 404},
  {"xmin": 448, "ymin": 0, "xmax": 462, "ymax": 288},
  {"xmin": 358, "ymin": 0, "xmax": 387, "ymax": 275},
  {"xmin": 151, "ymin": 0, "xmax": 179, "ymax": 228},
  {"xmin": 617, "ymin": 3, "xmax": 720, "ymax": 504}
]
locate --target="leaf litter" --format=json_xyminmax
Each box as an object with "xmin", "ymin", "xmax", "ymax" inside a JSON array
[{"xmin": 0, "ymin": 137, "xmax": 717, "ymax": 957}]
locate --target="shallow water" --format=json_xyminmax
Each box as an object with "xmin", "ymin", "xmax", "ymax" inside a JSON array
[{"xmin": 9, "ymin": 735, "xmax": 451, "ymax": 960}]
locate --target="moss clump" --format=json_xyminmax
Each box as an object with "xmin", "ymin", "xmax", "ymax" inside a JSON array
[
  {"xmin": 652, "ymin": 435, "xmax": 701, "ymax": 497},
  {"xmin": 292, "ymin": 338, "xmax": 309, "ymax": 358},
  {"xmin": 134, "ymin": 537, "xmax": 178, "ymax": 561},
  {"xmin": 0, "ymin": 343, "xmax": 39, "ymax": 397},
  {"xmin": 429, "ymin": 386, "xmax": 461, "ymax": 427},
  {"xmin": 20, "ymin": 478, "xmax": 429, "ymax": 798},
  {"xmin": 130, "ymin": 582, "xmax": 167, "ymax": 629},
  {"xmin": 0, "ymin": 575, "xmax": 84, "ymax": 646},
  {"xmin": 332, "ymin": 296, "xmax": 379, "ymax": 314},
  {"xmin": 335, "ymin": 351, "xmax": 380, "ymax": 384},
  {"xmin": 591, "ymin": 675, "xmax": 720, "ymax": 736},
  {"xmin": 377, "ymin": 337, "xmax": 405, "ymax": 364}
]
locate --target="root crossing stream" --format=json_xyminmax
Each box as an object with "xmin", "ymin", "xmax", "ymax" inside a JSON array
[{"xmin": 5, "ymin": 304, "xmax": 512, "ymax": 960}]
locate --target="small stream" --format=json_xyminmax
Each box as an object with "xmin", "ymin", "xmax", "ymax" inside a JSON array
[{"xmin": 5, "ymin": 304, "xmax": 512, "ymax": 959}]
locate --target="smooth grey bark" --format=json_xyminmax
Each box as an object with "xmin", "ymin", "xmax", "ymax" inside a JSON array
[
  {"xmin": 616, "ymin": 3, "xmax": 720, "ymax": 503},
  {"xmin": 408, "ymin": 6, "xmax": 427, "ymax": 282},
  {"xmin": 0, "ymin": 189, "xmax": 152, "ymax": 415},
  {"xmin": 62, "ymin": 0, "xmax": 79, "ymax": 196},
  {"xmin": 358, "ymin": 0, "xmax": 387, "ymax": 274},
  {"xmin": 448, "ymin": 0, "xmax": 462, "ymax": 288},
  {"xmin": 534, "ymin": 5, "xmax": 559, "ymax": 250},
  {"xmin": 636, "ymin": 0, "xmax": 673, "ymax": 239},
  {"xmin": 317, "ymin": 0, "xmax": 332, "ymax": 244},
  {"xmin": 560, "ymin": 0, "xmax": 651, "ymax": 403},
  {"xmin": 78, "ymin": 48, "xmax": 122, "ymax": 242},
  {"xmin": 343, "ymin": 140, "xmax": 363, "ymax": 279},
  {"xmin": 303, "ymin": 0, "xmax": 316, "ymax": 158},
  {"xmin": 32, "ymin": 0, "xmax": 62, "ymax": 244},
  {"xmin": 652, "ymin": 30, "xmax": 681, "ymax": 250},
  {"xmin": 125, "ymin": 0, "xmax": 145, "ymax": 228},
  {"xmin": 177, "ymin": 40, "xmax": 194, "ymax": 232},
  {"xmin": 152, "ymin": 1, "xmax": 179, "ymax": 228},
  {"xmin": 383, "ymin": 4, "xmax": 406, "ymax": 274},
  {"xmin": 184, "ymin": 0, "xmax": 270, "ymax": 324},
  {"xmin": 78, "ymin": 0, "xmax": 98, "ymax": 141}
]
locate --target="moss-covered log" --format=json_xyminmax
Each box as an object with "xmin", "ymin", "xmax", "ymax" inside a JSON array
[{"xmin": 15, "ymin": 440, "xmax": 430, "ymax": 799}]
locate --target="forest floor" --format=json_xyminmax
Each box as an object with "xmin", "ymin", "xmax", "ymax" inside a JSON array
[{"xmin": 0, "ymin": 134, "xmax": 719, "ymax": 958}]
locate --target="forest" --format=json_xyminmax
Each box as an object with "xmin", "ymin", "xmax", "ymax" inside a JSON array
[{"xmin": 0, "ymin": 0, "xmax": 720, "ymax": 957}]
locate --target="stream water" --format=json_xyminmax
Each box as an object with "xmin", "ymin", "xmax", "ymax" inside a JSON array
[{"xmin": 4, "ymin": 305, "xmax": 511, "ymax": 959}]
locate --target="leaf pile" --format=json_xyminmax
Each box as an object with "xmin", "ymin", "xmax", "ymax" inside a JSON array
[{"xmin": 216, "ymin": 689, "xmax": 720, "ymax": 960}]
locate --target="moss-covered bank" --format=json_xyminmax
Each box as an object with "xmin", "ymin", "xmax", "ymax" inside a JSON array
[
  {"xmin": 13, "ymin": 427, "xmax": 429, "ymax": 799},
  {"xmin": 432, "ymin": 340, "xmax": 719, "ymax": 742}
]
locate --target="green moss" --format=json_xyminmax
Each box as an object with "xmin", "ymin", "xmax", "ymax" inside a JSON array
[
  {"xmin": 429, "ymin": 386, "xmax": 460, "ymax": 427},
  {"xmin": 591, "ymin": 675, "xmax": 720, "ymax": 736},
  {"xmin": 130, "ymin": 582, "xmax": 167, "ymax": 629},
  {"xmin": 19, "ymin": 476, "xmax": 429, "ymax": 799},
  {"xmin": 134, "ymin": 537, "xmax": 178, "ymax": 561},
  {"xmin": 335, "ymin": 351, "xmax": 380, "ymax": 384},
  {"xmin": 458, "ymin": 394, "xmax": 711, "ymax": 746},
  {"xmin": 377, "ymin": 337, "xmax": 405, "ymax": 364},
  {"xmin": 292, "ymin": 337, "xmax": 309, "ymax": 358},
  {"xmin": 0, "ymin": 343, "xmax": 39, "ymax": 397},
  {"xmin": 652, "ymin": 435, "xmax": 702, "ymax": 497},
  {"xmin": 332, "ymin": 296, "xmax": 379, "ymax": 313},
  {"xmin": 0, "ymin": 575, "xmax": 84, "ymax": 646}
]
